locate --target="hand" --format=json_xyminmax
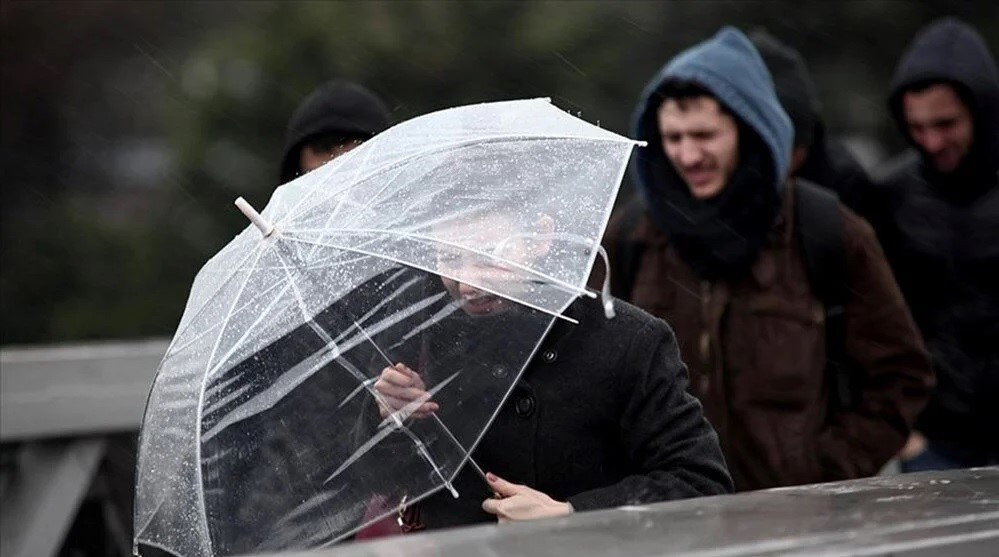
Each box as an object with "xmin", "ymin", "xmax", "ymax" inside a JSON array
[
  {"xmin": 481, "ymin": 472, "xmax": 573, "ymax": 523},
  {"xmin": 373, "ymin": 363, "xmax": 438, "ymax": 420},
  {"xmin": 898, "ymin": 431, "xmax": 927, "ymax": 461}
]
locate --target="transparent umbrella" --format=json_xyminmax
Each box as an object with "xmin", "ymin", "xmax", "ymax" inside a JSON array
[{"xmin": 133, "ymin": 98, "xmax": 642, "ymax": 557}]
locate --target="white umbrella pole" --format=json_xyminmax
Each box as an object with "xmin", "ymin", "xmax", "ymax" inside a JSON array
[{"xmin": 235, "ymin": 197, "xmax": 275, "ymax": 238}]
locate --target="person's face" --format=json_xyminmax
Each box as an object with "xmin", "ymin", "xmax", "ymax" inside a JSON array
[
  {"xmin": 299, "ymin": 141, "xmax": 362, "ymax": 174},
  {"xmin": 657, "ymin": 97, "xmax": 740, "ymax": 199},
  {"xmin": 902, "ymin": 84, "xmax": 974, "ymax": 174},
  {"xmin": 436, "ymin": 215, "xmax": 552, "ymax": 317}
]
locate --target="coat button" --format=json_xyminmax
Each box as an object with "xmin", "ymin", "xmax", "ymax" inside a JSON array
[
  {"xmin": 541, "ymin": 349, "xmax": 557, "ymax": 363},
  {"xmin": 514, "ymin": 395, "xmax": 535, "ymax": 418}
]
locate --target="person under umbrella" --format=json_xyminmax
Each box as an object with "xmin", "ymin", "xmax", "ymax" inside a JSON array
[
  {"xmin": 134, "ymin": 98, "xmax": 730, "ymax": 557},
  {"xmin": 366, "ymin": 209, "xmax": 733, "ymax": 532}
]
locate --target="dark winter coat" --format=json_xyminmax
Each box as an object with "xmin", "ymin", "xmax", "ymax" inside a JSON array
[
  {"xmin": 404, "ymin": 296, "xmax": 733, "ymax": 530},
  {"xmin": 798, "ymin": 128, "xmax": 876, "ymax": 221},
  {"xmin": 607, "ymin": 27, "xmax": 934, "ymax": 491},
  {"xmin": 604, "ymin": 189, "xmax": 934, "ymax": 491},
  {"xmin": 873, "ymin": 18, "xmax": 999, "ymax": 458}
]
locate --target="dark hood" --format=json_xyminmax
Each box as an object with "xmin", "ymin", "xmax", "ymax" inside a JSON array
[
  {"xmin": 280, "ymin": 80, "xmax": 390, "ymax": 184},
  {"xmin": 750, "ymin": 29, "xmax": 821, "ymax": 150},
  {"xmin": 750, "ymin": 29, "xmax": 874, "ymax": 217},
  {"xmin": 630, "ymin": 27, "xmax": 793, "ymax": 279},
  {"xmin": 888, "ymin": 17, "xmax": 999, "ymax": 180}
]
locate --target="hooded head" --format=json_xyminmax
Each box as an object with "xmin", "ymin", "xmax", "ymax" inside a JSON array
[
  {"xmin": 888, "ymin": 17, "xmax": 999, "ymax": 182},
  {"xmin": 750, "ymin": 30, "xmax": 822, "ymax": 162},
  {"xmin": 631, "ymin": 27, "xmax": 793, "ymax": 279},
  {"xmin": 279, "ymin": 80, "xmax": 390, "ymax": 184}
]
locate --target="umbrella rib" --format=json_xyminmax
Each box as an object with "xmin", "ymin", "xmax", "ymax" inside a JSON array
[
  {"xmin": 202, "ymin": 278, "xmax": 298, "ymax": 380},
  {"xmin": 280, "ymin": 235, "xmax": 580, "ymax": 324},
  {"xmin": 391, "ymin": 298, "xmax": 463, "ymax": 347},
  {"xmin": 277, "ymin": 135, "xmax": 381, "ymax": 228},
  {"xmin": 200, "ymin": 280, "xmax": 449, "ymax": 443},
  {"xmin": 400, "ymin": 426, "xmax": 459, "ymax": 499},
  {"xmin": 337, "ymin": 293, "xmax": 446, "ymax": 407},
  {"xmin": 303, "ymin": 163, "xmax": 411, "ymax": 264},
  {"xmin": 333, "ymin": 291, "xmax": 450, "ymax": 410},
  {"xmin": 270, "ymin": 247, "xmax": 424, "ymax": 432},
  {"xmin": 323, "ymin": 371, "xmax": 462, "ymax": 487},
  {"xmin": 164, "ymin": 241, "xmax": 266, "ymax": 358},
  {"xmin": 280, "ymin": 134, "xmax": 638, "ymax": 226},
  {"xmin": 328, "ymin": 270, "xmax": 423, "ymax": 347},
  {"xmin": 169, "ymin": 272, "xmax": 292, "ymax": 360},
  {"xmin": 284, "ymin": 227, "xmax": 594, "ymax": 301},
  {"xmin": 199, "ymin": 341, "xmax": 343, "ymax": 443},
  {"xmin": 352, "ymin": 318, "xmax": 489, "ymax": 485},
  {"xmin": 194, "ymin": 244, "xmax": 269, "ymax": 557}
]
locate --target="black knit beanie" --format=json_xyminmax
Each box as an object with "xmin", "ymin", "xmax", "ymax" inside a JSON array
[
  {"xmin": 749, "ymin": 29, "xmax": 821, "ymax": 149},
  {"xmin": 279, "ymin": 80, "xmax": 390, "ymax": 183}
]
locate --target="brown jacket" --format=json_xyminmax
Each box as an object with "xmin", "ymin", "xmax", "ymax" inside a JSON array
[{"xmin": 603, "ymin": 186, "xmax": 934, "ymax": 491}]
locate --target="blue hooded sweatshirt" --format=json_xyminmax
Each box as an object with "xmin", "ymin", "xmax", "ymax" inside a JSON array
[{"xmin": 629, "ymin": 27, "xmax": 794, "ymax": 279}]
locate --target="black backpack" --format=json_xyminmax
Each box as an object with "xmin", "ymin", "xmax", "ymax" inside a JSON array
[{"xmin": 611, "ymin": 180, "xmax": 857, "ymax": 410}]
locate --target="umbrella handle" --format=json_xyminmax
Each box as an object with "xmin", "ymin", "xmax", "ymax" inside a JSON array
[{"xmin": 593, "ymin": 245, "xmax": 616, "ymax": 319}]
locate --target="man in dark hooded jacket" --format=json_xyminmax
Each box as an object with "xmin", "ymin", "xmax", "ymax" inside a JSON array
[
  {"xmin": 873, "ymin": 17, "xmax": 999, "ymax": 470},
  {"xmin": 750, "ymin": 29, "xmax": 876, "ymax": 220},
  {"xmin": 604, "ymin": 27, "xmax": 934, "ymax": 491},
  {"xmin": 279, "ymin": 79, "xmax": 390, "ymax": 184},
  {"xmin": 359, "ymin": 212, "xmax": 733, "ymax": 534}
]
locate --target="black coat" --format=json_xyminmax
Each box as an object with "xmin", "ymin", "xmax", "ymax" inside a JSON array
[
  {"xmin": 871, "ymin": 153, "xmax": 999, "ymax": 458},
  {"xmin": 872, "ymin": 18, "xmax": 999, "ymax": 458},
  {"xmin": 412, "ymin": 296, "xmax": 733, "ymax": 530},
  {"xmin": 190, "ymin": 270, "xmax": 729, "ymax": 553},
  {"xmin": 798, "ymin": 126, "xmax": 876, "ymax": 221}
]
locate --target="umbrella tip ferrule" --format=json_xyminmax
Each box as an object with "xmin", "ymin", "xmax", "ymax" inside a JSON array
[{"xmin": 235, "ymin": 197, "xmax": 276, "ymax": 238}]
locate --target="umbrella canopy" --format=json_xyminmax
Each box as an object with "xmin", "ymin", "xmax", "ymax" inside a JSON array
[{"xmin": 134, "ymin": 98, "xmax": 642, "ymax": 557}]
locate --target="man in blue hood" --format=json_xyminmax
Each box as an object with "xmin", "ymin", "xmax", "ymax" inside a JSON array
[
  {"xmin": 604, "ymin": 28, "xmax": 933, "ymax": 491},
  {"xmin": 873, "ymin": 18, "xmax": 999, "ymax": 471}
]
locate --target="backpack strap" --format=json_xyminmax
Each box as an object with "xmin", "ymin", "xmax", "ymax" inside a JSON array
[
  {"xmin": 610, "ymin": 195, "xmax": 648, "ymax": 302},
  {"xmin": 794, "ymin": 179, "xmax": 854, "ymax": 411}
]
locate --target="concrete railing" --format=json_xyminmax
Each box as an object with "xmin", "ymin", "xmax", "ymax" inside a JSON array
[
  {"xmin": 0, "ymin": 338, "xmax": 167, "ymax": 441},
  {"xmin": 271, "ymin": 468, "xmax": 999, "ymax": 557},
  {"xmin": 1, "ymin": 338, "xmax": 167, "ymax": 557}
]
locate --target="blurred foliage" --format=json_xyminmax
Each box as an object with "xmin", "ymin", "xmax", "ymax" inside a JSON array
[{"xmin": 2, "ymin": 0, "xmax": 998, "ymax": 344}]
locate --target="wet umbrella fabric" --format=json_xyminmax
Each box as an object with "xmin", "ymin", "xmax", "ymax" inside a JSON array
[{"xmin": 133, "ymin": 98, "xmax": 641, "ymax": 557}]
